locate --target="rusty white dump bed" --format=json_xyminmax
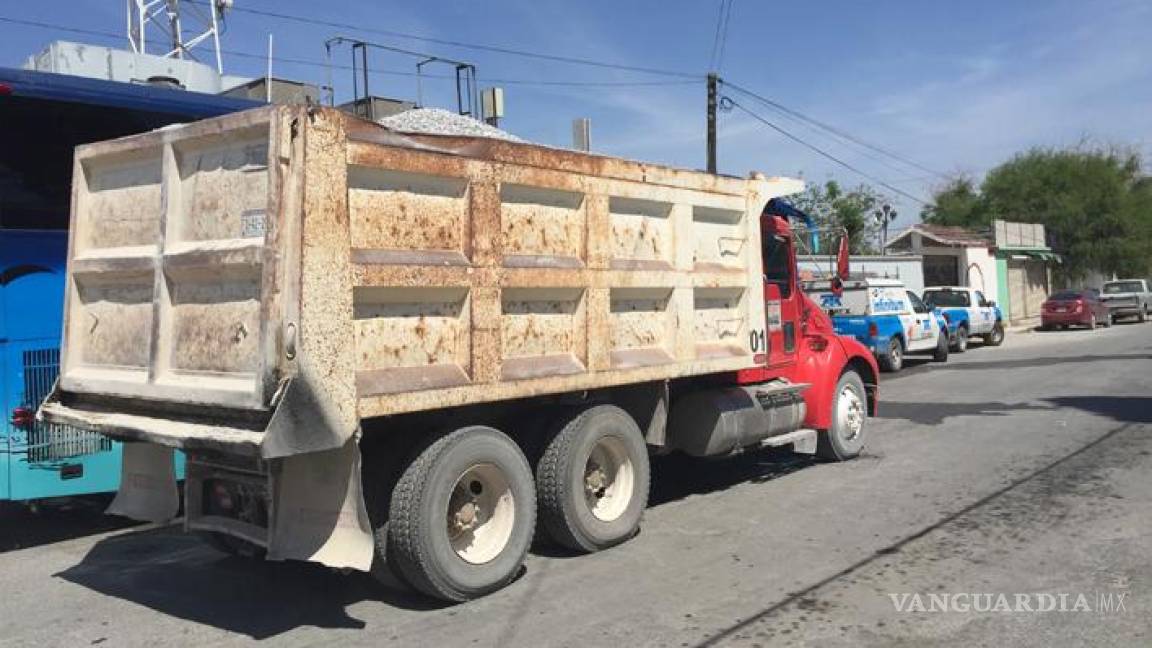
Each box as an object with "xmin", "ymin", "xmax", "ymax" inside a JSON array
[{"xmin": 45, "ymin": 106, "xmax": 801, "ymax": 457}]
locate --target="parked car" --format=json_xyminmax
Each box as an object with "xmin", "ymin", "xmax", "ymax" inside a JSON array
[
  {"xmin": 1041, "ymin": 289, "xmax": 1112, "ymax": 330},
  {"xmin": 805, "ymin": 277, "xmax": 949, "ymax": 372},
  {"xmin": 1100, "ymin": 279, "xmax": 1151, "ymax": 323},
  {"xmin": 921, "ymin": 286, "xmax": 1004, "ymax": 352}
]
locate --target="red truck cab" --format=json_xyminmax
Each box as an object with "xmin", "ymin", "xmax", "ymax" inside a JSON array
[
  {"xmin": 756, "ymin": 212, "xmax": 878, "ymax": 416},
  {"xmin": 665, "ymin": 208, "xmax": 879, "ymax": 465}
]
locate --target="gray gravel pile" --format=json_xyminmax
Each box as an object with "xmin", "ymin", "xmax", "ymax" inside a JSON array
[{"xmin": 377, "ymin": 108, "xmax": 524, "ymax": 142}]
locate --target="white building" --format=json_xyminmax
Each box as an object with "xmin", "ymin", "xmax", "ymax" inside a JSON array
[{"xmin": 884, "ymin": 224, "xmax": 998, "ymax": 295}]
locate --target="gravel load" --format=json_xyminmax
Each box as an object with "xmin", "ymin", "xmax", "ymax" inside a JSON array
[{"xmin": 377, "ymin": 108, "xmax": 524, "ymax": 142}]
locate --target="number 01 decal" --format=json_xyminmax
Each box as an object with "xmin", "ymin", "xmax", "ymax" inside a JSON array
[{"xmin": 749, "ymin": 328, "xmax": 766, "ymax": 352}]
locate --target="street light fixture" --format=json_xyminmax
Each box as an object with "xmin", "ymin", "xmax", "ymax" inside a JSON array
[{"xmin": 874, "ymin": 204, "xmax": 897, "ymax": 252}]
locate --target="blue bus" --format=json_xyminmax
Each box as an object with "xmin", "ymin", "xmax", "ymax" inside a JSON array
[{"xmin": 0, "ymin": 67, "xmax": 259, "ymax": 502}]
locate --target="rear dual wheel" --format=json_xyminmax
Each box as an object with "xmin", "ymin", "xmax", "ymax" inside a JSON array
[
  {"xmin": 536, "ymin": 405, "xmax": 651, "ymax": 553},
  {"xmin": 383, "ymin": 426, "xmax": 536, "ymax": 602},
  {"xmin": 375, "ymin": 407, "xmax": 651, "ymax": 602}
]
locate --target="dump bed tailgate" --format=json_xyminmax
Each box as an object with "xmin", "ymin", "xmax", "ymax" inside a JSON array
[{"xmin": 59, "ymin": 109, "xmax": 295, "ymax": 412}]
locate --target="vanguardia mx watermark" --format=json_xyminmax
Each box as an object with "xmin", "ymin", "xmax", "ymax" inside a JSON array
[{"xmin": 888, "ymin": 592, "xmax": 1129, "ymax": 613}]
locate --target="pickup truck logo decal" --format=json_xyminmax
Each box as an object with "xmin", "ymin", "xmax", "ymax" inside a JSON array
[{"xmin": 819, "ymin": 294, "xmax": 842, "ymax": 308}]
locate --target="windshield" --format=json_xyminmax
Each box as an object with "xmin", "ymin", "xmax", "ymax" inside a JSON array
[
  {"xmin": 1049, "ymin": 291, "xmax": 1082, "ymax": 300},
  {"xmin": 923, "ymin": 290, "xmax": 969, "ymax": 307},
  {"xmin": 1103, "ymin": 281, "xmax": 1144, "ymax": 294}
]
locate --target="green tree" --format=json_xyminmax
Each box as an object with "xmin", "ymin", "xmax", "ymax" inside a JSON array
[
  {"xmin": 922, "ymin": 176, "xmax": 985, "ymax": 228},
  {"xmin": 790, "ymin": 179, "xmax": 886, "ymax": 254},
  {"xmin": 925, "ymin": 147, "xmax": 1152, "ymax": 281}
]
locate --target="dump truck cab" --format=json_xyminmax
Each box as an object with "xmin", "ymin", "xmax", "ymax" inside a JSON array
[{"xmin": 736, "ymin": 211, "xmax": 879, "ymax": 420}]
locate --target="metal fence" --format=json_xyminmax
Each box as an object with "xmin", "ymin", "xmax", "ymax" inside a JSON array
[{"xmin": 21, "ymin": 348, "xmax": 111, "ymax": 463}]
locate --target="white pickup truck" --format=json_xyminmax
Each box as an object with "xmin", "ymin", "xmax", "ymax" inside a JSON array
[
  {"xmin": 1100, "ymin": 279, "xmax": 1151, "ymax": 322},
  {"xmin": 921, "ymin": 286, "xmax": 1005, "ymax": 352}
]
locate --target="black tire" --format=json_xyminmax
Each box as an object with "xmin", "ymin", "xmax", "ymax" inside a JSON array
[
  {"xmin": 816, "ymin": 370, "xmax": 868, "ymax": 461},
  {"xmin": 983, "ymin": 322, "xmax": 1005, "ymax": 346},
  {"xmin": 202, "ymin": 532, "xmax": 266, "ymax": 559},
  {"xmin": 536, "ymin": 405, "xmax": 651, "ymax": 553},
  {"xmin": 387, "ymin": 426, "xmax": 536, "ymax": 602},
  {"xmin": 932, "ymin": 329, "xmax": 949, "ymax": 362},
  {"xmin": 878, "ymin": 337, "xmax": 904, "ymax": 372},
  {"xmin": 950, "ymin": 325, "xmax": 969, "ymax": 353}
]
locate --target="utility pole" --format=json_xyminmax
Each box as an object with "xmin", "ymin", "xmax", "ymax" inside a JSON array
[{"xmin": 706, "ymin": 73, "xmax": 718, "ymax": 174}]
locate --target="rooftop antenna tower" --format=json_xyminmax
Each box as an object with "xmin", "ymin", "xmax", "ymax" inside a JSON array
[{"xmin": 127, "ymin": 0, "xmax": 233, "ymax": 74}]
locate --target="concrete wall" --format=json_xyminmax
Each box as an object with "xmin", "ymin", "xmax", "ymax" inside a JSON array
[
  {"xmin": 962, "ymin": 246, "xmax": 998, "ymax": 296},
  {"xmin": 797, "ymin": 255, "xmax": 926, "ymax": 293}
]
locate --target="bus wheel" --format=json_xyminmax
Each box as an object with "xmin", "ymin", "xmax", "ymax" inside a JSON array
[
  {"xmin": 536, "ymin": 405, "xmax": 650, "ymax": 553},
  {"xmin": 387, "ymin": 426, "xmax": 536, "ymax": 602},
  {"xmin": 817, "ymin": 370, "xmax": 867, "ymax": 461}
]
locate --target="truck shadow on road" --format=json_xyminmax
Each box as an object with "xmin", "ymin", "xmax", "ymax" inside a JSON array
[
  {"xmin": 52, "ymin": 447, "xmax": 821, "ymax": 638},
  {"xmin": 648, "ymin": 449, "xmax": 813, "ymax": 507},
  {"xmin": 54, "ymin": 526, "xmax": 436, "ymax": 638},
  {"xmin": 0, "ymin": 496, "xmax": 138, "ymax": 554}
]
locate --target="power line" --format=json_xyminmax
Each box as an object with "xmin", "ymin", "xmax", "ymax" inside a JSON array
[
  {"xmin": 0, "ymin": 16, "xmax": 123, "ymax": 43},
  {"xmin": 708, "ymin": 0, "xmax": 731, "ymax": 71},
  {"xmin": 0, "ymin": 16, "xmax": 697, "ymax": 89},
  {"xmin": 714, "ymin": 0, "xmax": 736, "ymax": 72},
  {"xmin": 189, "ymin": 1, "xmax": 703, "ymax": 79},
  {"xmin": 727, "ymin": 86, "xmax": 942, "ymax": 180},
  {"xmin": 722, "ymin": 79, "xmax": 948, "ymax": 180},
  {"xmin": 723, "ymin": 96, "xmax": 930, "ymax": 206}
]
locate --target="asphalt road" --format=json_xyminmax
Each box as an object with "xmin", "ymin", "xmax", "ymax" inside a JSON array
[{"xmin": 1, "ymin": 321, "xmax": 1149, "ymax": 647}]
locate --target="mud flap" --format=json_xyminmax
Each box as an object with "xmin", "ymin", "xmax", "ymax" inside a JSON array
[
  {"xmin": 107, "ymin": 442, "xmax": 180, "ymax": 523},
  {"xmin": 266, "ymin": 436, "xmax": 374, "ymax": 571}
]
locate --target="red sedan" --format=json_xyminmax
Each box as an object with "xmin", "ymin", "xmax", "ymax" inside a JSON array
[{"xmin": 1041, "ymin": 289, "xmax": 1112, "ymax": 329}]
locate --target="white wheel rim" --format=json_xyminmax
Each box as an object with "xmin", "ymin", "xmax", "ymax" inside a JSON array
[
  {"xmin": 447, "ymin": 463, "xmax": 515, "ymax": 565},
  {"xmin": 584, "ymin": 436, "xmax": 635, "ymax": 522},
  {"xmin": 837, "ymin": 385, "xmax": 865, "ymax": 442}
]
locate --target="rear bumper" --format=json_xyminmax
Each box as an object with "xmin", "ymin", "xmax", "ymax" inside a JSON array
[
  {"xmin": 1105, "ymin": 304, "xmax": 1143, "ymax": 317},
  {"xmin": 1041, "ymin": 311, "xmax": 1091, "ymax": 325},
  {"xmin": 40, "ymin": 397, "xmax": 266, "ymax": 456}
]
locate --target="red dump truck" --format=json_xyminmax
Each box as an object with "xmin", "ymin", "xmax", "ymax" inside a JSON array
[{"xmin": 41, "ymin": 106, "xmax": 879, "ymax": 602}]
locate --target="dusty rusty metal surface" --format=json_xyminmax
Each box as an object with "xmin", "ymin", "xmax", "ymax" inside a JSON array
[
  {"xmin": 53, "ymin": 106, "xmax": 806, "ymax": 446},
  {"xmin": 335, "ymin": 109, "xmax": 802, "ymax": 419}
]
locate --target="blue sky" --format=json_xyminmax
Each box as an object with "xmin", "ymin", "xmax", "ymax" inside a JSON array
[{"xmin": 3, "ymin": 0, "xmax": 1151, "ymax": 228}]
